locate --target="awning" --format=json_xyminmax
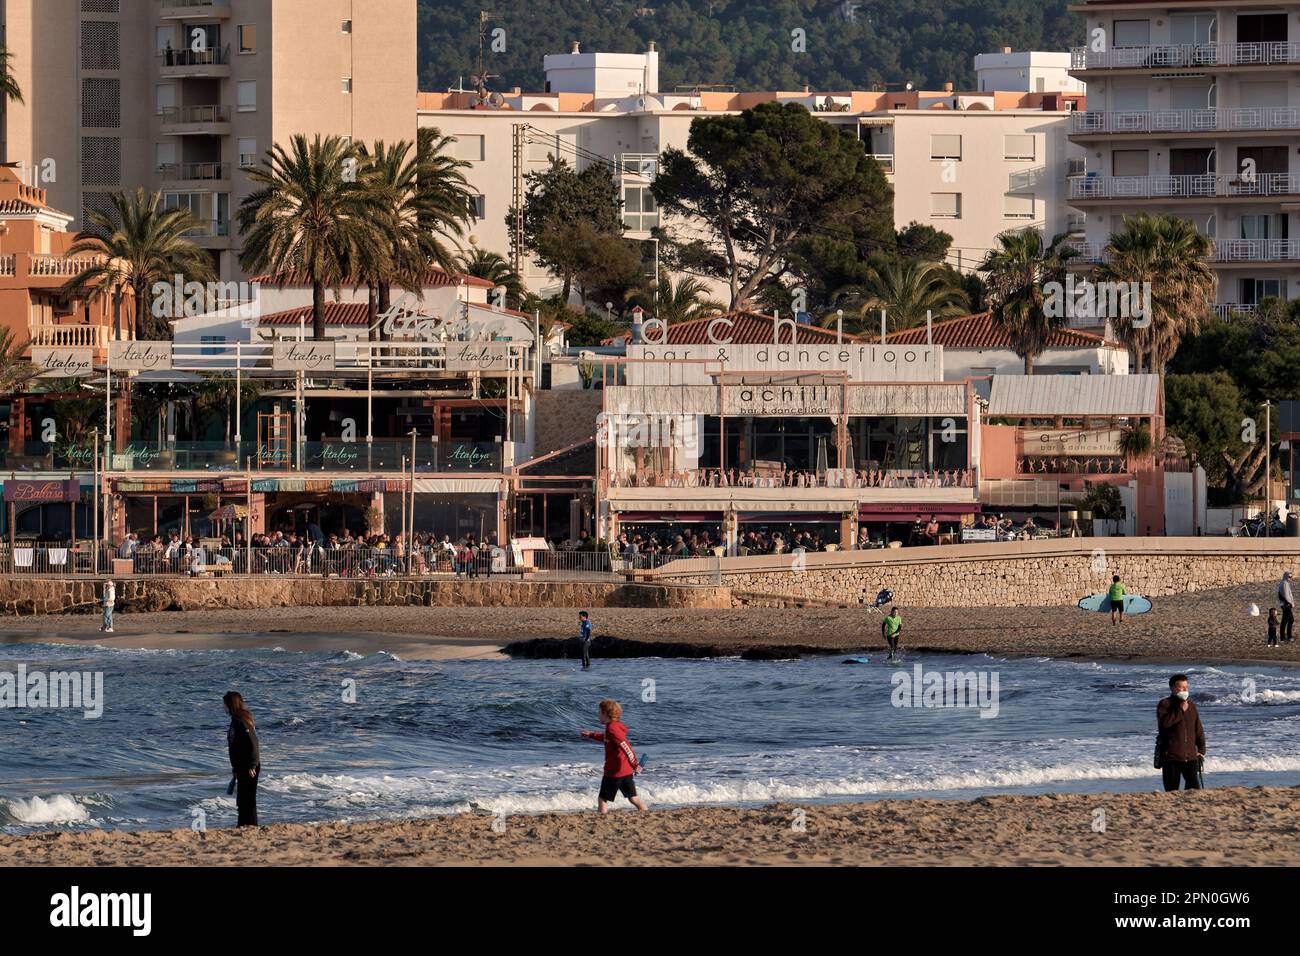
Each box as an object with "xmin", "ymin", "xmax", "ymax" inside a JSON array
[
  {"xmin": 412, "ymin": 477, "xmax": 503, "ymax": 495},
  {"xmin": 859, "ymin": 502, "xmax": 980, "ymax": 522},
  {"xmin": 616, "ymin": 512, "xmax": 723, "ymax": 523},
  {"xmin": 738, "ymin": 512, "xmax": 844, "ymax": 523}
]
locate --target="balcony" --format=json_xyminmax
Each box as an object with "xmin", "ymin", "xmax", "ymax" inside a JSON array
[
  {"xmin": 159, "ymin": 45, "xmax": 231, "ymax": 78},
  {"xmin": 1069, "ymin": 172, "xmax": 1300, "ymax": 201},
  {"xmin": 158, "ymin": 0, "xmax": 232, "ymax": 18},
  {"xmin": 182, "ymin": 219, "xmax": 232, "ymax": 239},
  {"xmin": 94, "ymin": 439, "xmax": 504, "ymax": 474},
  {"xmin": 159, "ymin": 104, "xmax": 232, "ymax": 135},
  {"xmin": 1071, "ymin": 107, "xmax": 1300, "ymax": 137},
  {"xmin": 159, "ymin": 162, "xmax": 231, "ymax": 184},
  {"xmin": 28, "ymin": 324, "xmax": 113, "ymax": 350},
  {"xmin": 1066, "ymin": 239, "xmax": 1300, "ymax": 264},
  {"xmin": 1071, "ymin": 42, "xmax": 1300, "ymax": 72},
  {"xmin": 1213, "ymin": 303, "xmax": 1259, "ymax": 320},
  {"xmin": 0, "ymin": 254, "xmax": 13, "ymax": 276},
  {"xmin": 869, "ymin": 153, "xmax": 895, "ymax": 174}
]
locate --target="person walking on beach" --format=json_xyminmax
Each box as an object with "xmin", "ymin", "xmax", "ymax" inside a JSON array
[
  {"xmin": 578, "ymin": 610, "xmax": 593, "ymax": 669},
  {"xmin": 882, "ymin": 606, "xmax": 903, "ymax": 660},
  {"xmin": 1279, "ymin": 572, "xmax": 1295, "ymax": 643},
  {"xmin": 99, "ymin": 579, "xmax": 115, "ymax": 633},
  {"xmin": 1156, "ymin": 675, "xmax": 1205, "ymax": 792},
  {"xmin": 580, "ymin": 699, "xmax": 647, "ymax": 813},
  {"xmin": 1268, "ymin": 607, "xmax": 1280, "ymax": 648},
  {"xmin": 224, "ymin": 691, "xmax": 261, "ymax": 826},
  {"xmin": 1108, "ymin": 574, "xmax": 1127, "ymax": 625}
]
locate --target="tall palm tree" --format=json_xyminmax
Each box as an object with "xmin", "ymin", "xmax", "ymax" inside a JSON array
[
  {"xmin": 626, "ymin": 273, "xmax": 725, "ymax": 324},
  {"xmin": 459, "ymin": 247, "xmax": 525, "ymax": 309},
  {"xmin": 238, "ymin": 134, "xmax": 381, "ymax": 341},
  {"xmin": 827, "ymin": 258, "xmax": 969, "ymax": 334},
  {"xmin": 978, "ymin": 228, "xmax": 1077, "ymax": 374},
  {"xmin": 415, "ymin": 126, "xmax": 475, "ymax": 266},
  {"xmin": 0, "ymin": 47, "xmax": 23, "ymax": 104},
  {"xmin": 63, "ymin": 188, "xmax": 214, "ymax": 340},
  {"xmin": 1096, "ymin": 214, "xmax": 1216, "ymax": 378}
]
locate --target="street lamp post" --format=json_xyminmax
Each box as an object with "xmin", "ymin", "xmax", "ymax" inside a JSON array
[{"xmin": 91, "ymin": 427, "xmax": 100, "ymax": 575}]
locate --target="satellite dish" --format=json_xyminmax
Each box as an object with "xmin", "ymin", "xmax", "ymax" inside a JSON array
[{"xmin": 489, "ymin": 91, "xmax": 505, "ymax": 108}]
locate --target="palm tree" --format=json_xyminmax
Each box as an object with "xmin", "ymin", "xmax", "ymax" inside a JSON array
[
  {"xmin": 827, "ymin": 258, "xmax": 969, "ymax": 334},
  {"xmin": 414, "ymin": 127, "xmax": 475, "ymax": 266},
  {"xmin": 978, "ymin": 228, "xmax": 1077, "ymax": 374},
  {"xmin": 63, "ymin": 188, "xmax": 215, "ymax": 340},
  {"xmin": 1096, "ymin": 214, "xmax": 1216, "ymax": 378},
  {"xmin": 238, "ymin": 134, "xmax": 382, "ymax": 340},
  {"xmin": 0, "ymin": 327, "xmax": 35, "ymax": 394},
  {"xmin": 0, "ymin": 47, "xmax": 23, "ymax": 104},
  {"xmin": 637, "ymin": 274, "xmax": 726, "ymax": 325},
  {"xmin": 459, "ymin": 247, "xmax": 525, "ymax": 309},
  {"xmin": 1118, "ymin": 421, "xmax": 1153, "ymax": 468}
]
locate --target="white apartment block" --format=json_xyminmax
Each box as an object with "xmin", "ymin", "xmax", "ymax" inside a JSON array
[
  {"xmin": 975, "ymin": 49, "xmax": 1087, "ymax": 94},
  {"xmin": 1, "ymin": 0, "xmax": 416, "ymax": 282},
  {"xmin": 1069, "ymin": 0, "xmax": 1300, "ymax": 317},
  {"xmin": 418, "ymin": 47, "xmax": 1087, "ymax": 302}
]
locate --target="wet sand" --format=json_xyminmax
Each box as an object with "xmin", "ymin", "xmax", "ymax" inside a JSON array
[
  {"xmin": 1, "ymin": 582, "xmax": 1295, "ymax": 665},
  {"xmin": 3, "ymin": 787, "xmax": 1296, "ymax": 866}
]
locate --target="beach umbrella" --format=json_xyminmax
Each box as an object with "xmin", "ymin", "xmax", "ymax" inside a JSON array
[{"xmin": 209, "ymin": 504, "xmax": 248, "ymax": 521}]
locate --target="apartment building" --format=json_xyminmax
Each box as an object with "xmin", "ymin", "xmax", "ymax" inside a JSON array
[
  {"xmin": 0, "ymin": 0, "xmax": 415, "ymax": 282},
  {"xmin": 417, "ymin": 47, "xmax": 1086, "ymax": 300},
  {"xmin": 1068, "ymin": 0, "xmax": 1300, "ymax": 316}
]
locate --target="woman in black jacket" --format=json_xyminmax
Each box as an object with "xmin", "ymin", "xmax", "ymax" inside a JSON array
[{"xmin": 223, "ymin": 691, "xmax": 261, "ymax": 826}]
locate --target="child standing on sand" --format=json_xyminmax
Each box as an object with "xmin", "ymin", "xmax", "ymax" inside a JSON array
[
  {"xmin": 1268, "ymin": 607, "xmax": 1280, "ymax": 647},
  {"xmin": 581, "ymin": 699, "xmax": 647, "ymax": 813}
]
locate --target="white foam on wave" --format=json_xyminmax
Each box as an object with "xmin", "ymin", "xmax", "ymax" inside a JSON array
[{"xmin": 3, "ymin": 794, "xmax": 93, "ymax": 825}]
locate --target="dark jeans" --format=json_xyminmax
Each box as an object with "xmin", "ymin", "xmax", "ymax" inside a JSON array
[
  {"xmin": 581, "ymin": 641, "xmax": 591, "ymax": 668},
  {"xmin": 1162, "ymin": 759, "xmax": 1202, "ymax": 792},
  {"xmin": 1282, "ymin": 605, "xmax": 1294, "ymax": 643},
  {"xmin": 236, "ymin": 769, "xmax": 259, "ymax": 826}
]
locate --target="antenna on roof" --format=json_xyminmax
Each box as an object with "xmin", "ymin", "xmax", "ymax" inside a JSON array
[{"xmin": 473, "ymin": 10, "xmax": 503, "ymax": 104}]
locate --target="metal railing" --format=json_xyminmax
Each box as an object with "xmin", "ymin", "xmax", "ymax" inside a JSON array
[
  {"xmin": 1071, "ymin": 107, "xmax": 1300, "ymax": 135},
  {"xmin": 161, "ymin": 45, "xmax": 231, "ymax": 68},
  {"xmin": 1066, "ymin": 239, "xmax": 1300, "ymax": 264},
  {"xmin": 1212, "ymin": 303, "xmax": 1258, "ymax": 320},
  {"xmin": 609, "ymin": 467, "xmax": 975, "ymax": 490},
  {"xmin": 181, "ymin": 218, "xmax": 231, "ymax": 237},
  {"xmin": 869, "ymin": 153, "xmax": 895, "ymax": 173},
  {"xmin": 1070, "ymin": 172, "xmax": 1300, "ymax": 200},
  {"xmin": 1071, "ymin": 41, "xmax": 1300, "ymax": 71},
  {"xmin": 158, "ymin": 162, "xmax": 230, "ymax": 181},
  {"xmin": 159, "ymin": 104, "xmax": 231, "ymax": 125}
]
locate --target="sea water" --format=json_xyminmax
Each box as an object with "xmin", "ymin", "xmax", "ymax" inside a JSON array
[{"xmin": 2, "ymin": 642, "xmax": 1298, "ymax": 831}]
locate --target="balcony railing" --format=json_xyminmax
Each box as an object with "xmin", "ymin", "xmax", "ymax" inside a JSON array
[
  {"xmin": 1072, "ymin": 107, "xmax": 1300, "ymax": 135},
  {"xmin": 161, "ymin": 45, "xmax": 230, "ymax": 68},
  {"xmin": 1071, "ymin": 42, "xmax": 1300, "ymax": 71},
  {"xmin": 869, "ymin": 153, "xmax": 895, "ymax": 173},
  {"xmin": 1070, "ymin": 172, "xmax": 1300, "ymax": 200},
  {"xmin": 0, "ymin": 254, "xmax": 14, "ymax": 276},
  {"xmin": 158, "ymin": 162, "xmax": 231, "ymax": 181},
  {"xmin": 159, "ymin": 104, "xmax": 230, "ymax": 125},
  {"xmin": 1212, "ymin": 303, "xmax": 1259, "ymax": 320},
  {"xmin": 1066, "ymin": 239, "xmax": 1300, "ymax": 264},
  {"xmin": 27, "ymin": 254, "xmax": 103, "ymax": 277},
  {"xmin": 28, "ymin": 325, "xmax": 113, "ymax": 349},
  {"xmin": 182, "ymin": 219, "xmax": 231, "ymax": 238}
]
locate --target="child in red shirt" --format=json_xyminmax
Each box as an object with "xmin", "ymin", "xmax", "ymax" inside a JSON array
[{"xmin": 580, "ymin": 699, "xmax": 648, "ymax": 813}]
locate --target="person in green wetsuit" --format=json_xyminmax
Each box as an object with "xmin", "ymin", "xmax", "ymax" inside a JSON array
[
  {"xmin": 1108, "ymin": 575, "xmax": 1127, "ymax": 625},
  {"xmin": 882, "ymin": 606, "xmax": 903, "ymax": 660}
]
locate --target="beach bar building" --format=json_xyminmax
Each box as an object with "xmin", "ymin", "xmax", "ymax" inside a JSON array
[{"xmin": 596, "ymin": 312, "xmax": 982, "ymax": 548}]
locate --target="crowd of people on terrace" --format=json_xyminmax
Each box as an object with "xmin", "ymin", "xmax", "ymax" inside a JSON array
[{"xmin": 609, "ymin": 467, "xmax": 974, "ymax": 489}]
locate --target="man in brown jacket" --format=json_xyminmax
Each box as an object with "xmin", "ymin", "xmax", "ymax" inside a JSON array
[{"xmin": 1157, "ymin": 674, "xmax": 1206, "ymax": 791}]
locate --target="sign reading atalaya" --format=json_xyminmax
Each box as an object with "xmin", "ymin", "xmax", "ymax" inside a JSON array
[
  {"xmin": 110, "ymin": 341, "xmax": 173, "ymax": 372},
  {"xmin": 273, "ymin": 341, "xmax": 337, "ymax": 372}
]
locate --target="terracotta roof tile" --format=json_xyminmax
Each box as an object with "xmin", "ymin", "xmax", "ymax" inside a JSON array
[
  {"xmin": 247, "ymin": 267, "xmax": 492, "ymax": 289},
  {"xmin": 885, "ymin": 312, "xmax": 1121, "ymax": 349}
]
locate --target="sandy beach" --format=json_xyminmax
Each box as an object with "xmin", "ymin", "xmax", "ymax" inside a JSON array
[
  {"xmin": 2, "ymin": 787, "xmax": 1296, "ymax": 866},
  {"xmin": 2, "ymin": 581, "xmax": 1296, "ymax": 665}
]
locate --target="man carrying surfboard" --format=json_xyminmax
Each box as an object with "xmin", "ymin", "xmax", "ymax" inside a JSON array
[
  {"xmin": 882, "ymin": 606, "xmax": 903, "ymax": 661},
  {"xmin": 1108, "ymin": 575, "xmax": 1127, "ymax": 625}
]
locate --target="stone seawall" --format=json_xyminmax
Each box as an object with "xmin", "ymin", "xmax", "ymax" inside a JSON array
[
  {"xmin": 0, "ymin": 577, "xmax": 731, "ymax": 617},
  {"xmin": 653, "ymin": 539, "xmax": 1300, "ymax": 609}
]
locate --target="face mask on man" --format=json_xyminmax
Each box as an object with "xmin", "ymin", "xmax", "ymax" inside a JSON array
[{"xmin": 1175, "ymin": 690, "xmax": 1190, "ymax": 701}]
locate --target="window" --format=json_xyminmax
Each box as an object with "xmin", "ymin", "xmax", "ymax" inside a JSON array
[
  {"xmin": 342, "ymin": 20, "xmax": 353, "ymax": 34},
  {"xmin": 1005, "ymin": 193, "xmax": 1035, "ymax": 219},
  {"xmin": 1004, "ymin": 135, "xmax": 1035, "ymax": 161},
  {"xmin": 452, "ymin": 134, "xmax": 485, "ymax": 161},
  {"xmin": 238, "ymin": 138, "xmax": 258, "ymax": 169},
  {"xmin": 623, "ymin": 185, "xmax": 658, "ymax": 231},
  {"xmin": 237, "ymin": 81, "xmax": 257, "ymax": 112},
  {"xmin": 155, "ymin": 83, "xmax": 176, "ymax": 116},
  {"xmin": 155, "ymin": 142, "xmax": 177, "ymax": 170},
  {"xmin": 1240, "ymin": 278, "xmax": 1284, "ymax": 304},
  {"xmin": 1112, "ymin": 149, "xmax": 1150, "ymax": 177},
  {"xmin": 930, "ymin": 134, "xmax": 962, "ymax": 161},
  {"xmin": 238, "ymin": 24, "xmax": 257, "ymax": 54},
  {"xmin": 931, "ymin": 192, "xmax": 961, "ymax": 218},
  {"xmin": 1113, "ymin": 19, "xmax": 1151, "ymax": 46},
  {"xmin": 342, "ymin": 77, "xmax": 352, "ymax": 94},
  {"xmin": 155, "ymin": 26, "xmax": 175, "ymax": 54},
  {"xmin": 468, "ymin": 195, "xmax": 486, "ymax": 220}
]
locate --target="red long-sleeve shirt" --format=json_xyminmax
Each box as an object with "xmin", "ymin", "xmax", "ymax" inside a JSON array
[{"xmin": 590, "ymin": 720, "xmax": 638, "ymax": 776}]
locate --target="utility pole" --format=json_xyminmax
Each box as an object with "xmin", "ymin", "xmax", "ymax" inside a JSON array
[
  {"xmin": 1265, "ymin": 399, "xmax": 1273, "ymax": 537},
  {"xmin": 511, "ymin": 123, "xmax": 525, "ymax": 275}
]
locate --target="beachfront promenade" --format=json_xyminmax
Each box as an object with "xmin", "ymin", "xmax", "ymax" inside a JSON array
[{"xmin": 3, "ymin": 537, "xmax": 1300, "ymax": 616}]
